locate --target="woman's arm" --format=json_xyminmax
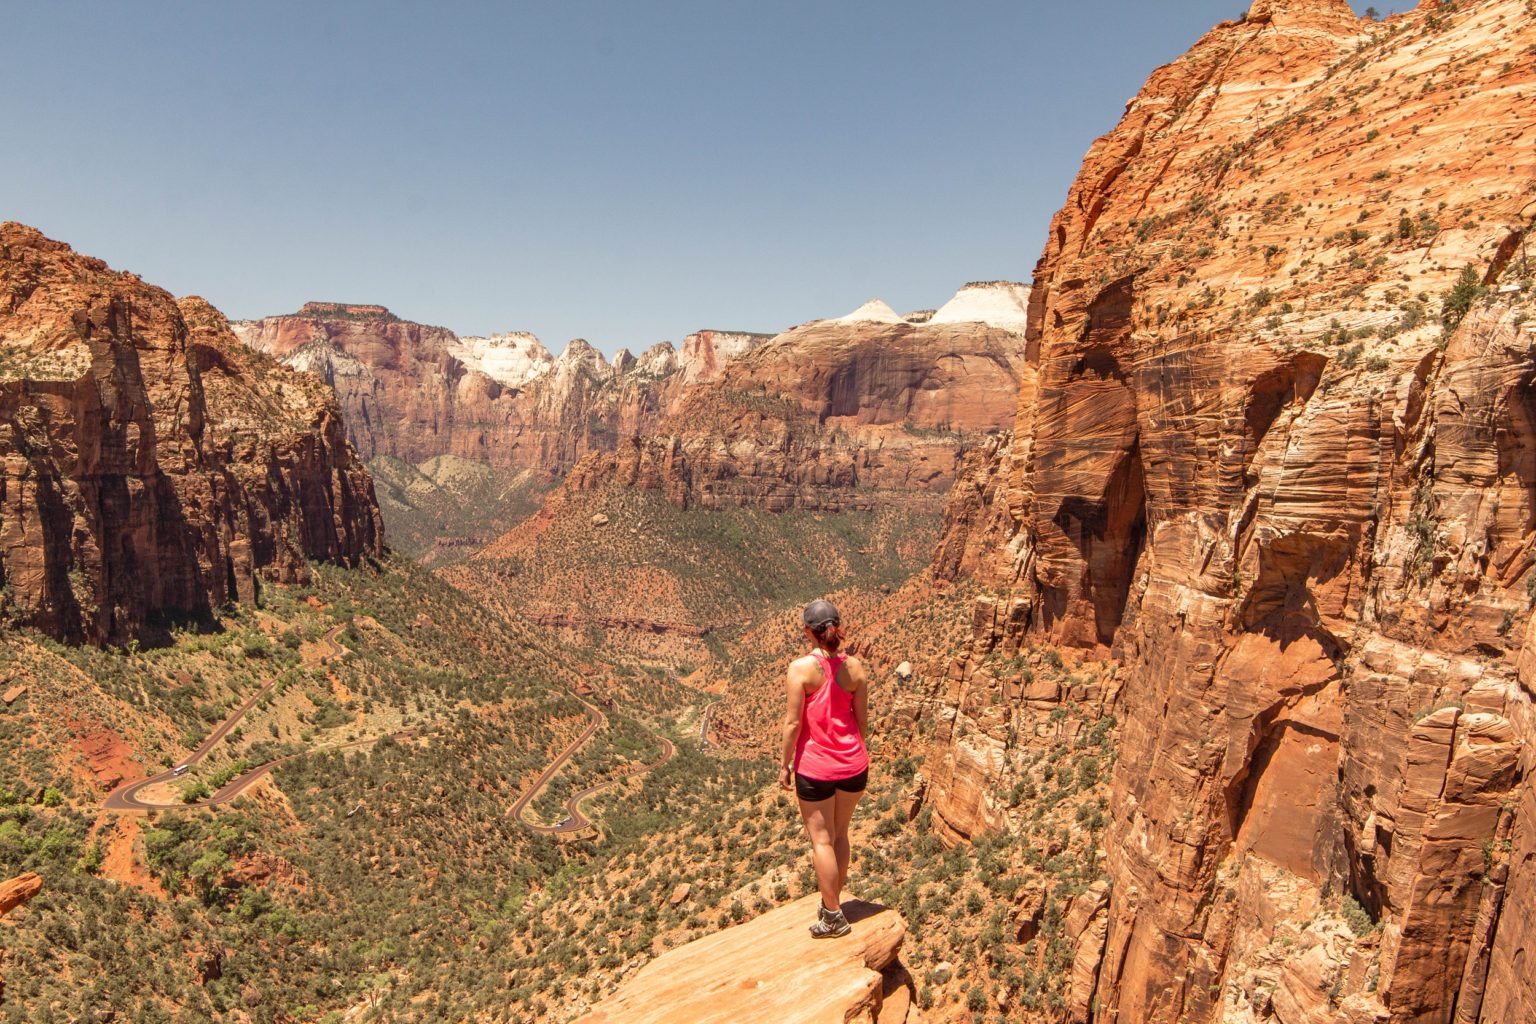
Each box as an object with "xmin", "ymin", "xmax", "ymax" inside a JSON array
[
  {"xmin": 849, "ymin": 658, "xmax": 870, "ymax": 737},
  {"xmin": 779, "ymin": 666, "xmax": 806, "ymax": 789}
]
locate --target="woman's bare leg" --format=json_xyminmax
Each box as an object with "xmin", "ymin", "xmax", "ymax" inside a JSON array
[
  {"xmin": 798, "ymin": 797, "xmax": 841, "ymax": 912},
  {"xmin": 832, "ymin": 788, "xmax": 862, "ymax": 896}
]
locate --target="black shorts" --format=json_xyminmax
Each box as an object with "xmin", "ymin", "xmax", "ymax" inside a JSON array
[{"xmin": 795, "ymin": 767, "xmax": 869, "ymax": 802}]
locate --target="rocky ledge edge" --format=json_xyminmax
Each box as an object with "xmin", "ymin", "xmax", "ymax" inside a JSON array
[{"xmin": 573, "ymin": 894, "xmax": 914, "ymax": 1024}]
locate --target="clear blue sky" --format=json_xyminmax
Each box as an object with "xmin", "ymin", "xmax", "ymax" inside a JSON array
[{"xmin": 2, "ymin": 1, "xmax": 1410, "ymax": 354}]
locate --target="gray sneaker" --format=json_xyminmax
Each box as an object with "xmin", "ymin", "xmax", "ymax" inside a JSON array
[{"xmin": 810, "ymin": 903, "xmax": 850, "ymax": 938}]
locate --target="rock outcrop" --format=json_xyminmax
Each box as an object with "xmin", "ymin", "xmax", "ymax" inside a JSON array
[
  {"xmin": 921, "ymin": 2, "xmax": 1536, "ymax": 1022},
  {"xmin": 0, "ymin": 225, "xmax": 382, "ymax": 644},
  {"xmin": 572, "ymin": 896, "xmax": 911, "ymax": 1024},
  {"xmin": 232, "ymin": 306, "xmax": 773, "ymax": 476},
  {"xmin": 0, "ymin": 873, "xmax": 41, "ymax": 1000}
]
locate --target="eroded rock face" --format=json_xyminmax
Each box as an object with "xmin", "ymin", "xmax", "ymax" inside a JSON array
[
  {"xmin": 924, "ymin": 2, "xmax": 1536, "ymax": 1022},
  {"xmin": 0, "ymin": 225, "xmax": 381, "ymax": 644},
  {"xmin": 571, "ymin": 895, "xmax": 909, "ymax": 1024},
  {"xmin": 232, "ymin": 306, "xmax": 774, "ymax": 475},
  {"xmin": 560, "ymin": 316, "xmax": 1030, "ymax": 512}
]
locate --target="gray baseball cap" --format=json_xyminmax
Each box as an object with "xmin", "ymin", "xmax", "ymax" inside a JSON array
[{"xmin": 802, "ymin": 599, "xmax": 840, "ymax": 629}]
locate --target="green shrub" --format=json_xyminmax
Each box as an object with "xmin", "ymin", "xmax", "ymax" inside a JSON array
[
  {"xmin": 1441, "ymin": 265, "xmax": 1485, "ymax": 331},
  {"xmin": 1341, "ymin": 896, "xmax": 1378, "ymax": 936}
]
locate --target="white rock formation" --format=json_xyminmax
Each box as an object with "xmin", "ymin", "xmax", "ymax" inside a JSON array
[
  {"xmin": 929, "ymin": 281, "xmax": 1031, "ymax": 332},
  {"xmin": 819, "ymin": 284, "xmax": 1031, "ymax": 330},
  {"xmin": 447, "ymin": 331, "xmax": 555, "ymax": 389},
  {"xmin": 632, "ymin": 341, "xmax": 680, "ymax": 378},
  {"xmin": 678, "ymin": 330, "xmax": 770, "ymax": 384},
  {"xmin": 831, "ymin": 298, "xmax": 905, "ymax": 324}
]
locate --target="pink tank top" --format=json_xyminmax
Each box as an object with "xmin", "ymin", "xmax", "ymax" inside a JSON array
[{"xmin": 794, "ymin": 654, "xmax": 869, "ymax": 781}]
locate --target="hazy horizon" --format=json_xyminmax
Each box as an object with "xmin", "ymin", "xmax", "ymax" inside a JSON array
[{"xmin": 3, "ymin": 1, "xmax": 1413, "ymax": 354}]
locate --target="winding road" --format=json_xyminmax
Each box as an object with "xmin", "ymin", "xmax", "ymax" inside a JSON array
[
  {"xmin": 104, "ymin": 625, "xmax": 354, "ymax": 812},
  {"xmin": 105, "ymin": 620, "xmax": 681, "ymax": 835},
  {"xmin": 507, "ymin": 699, "xmax": 676, "ymax": 835}
]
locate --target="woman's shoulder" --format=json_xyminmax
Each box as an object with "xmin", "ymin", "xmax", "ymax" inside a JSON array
[
  {"xmin": 838, "ymin": 654, "xmax": 868, "ymax": 685},
  {"xmin": 787, "ymin": 653, "xmax": 822, "ymax": 680}
]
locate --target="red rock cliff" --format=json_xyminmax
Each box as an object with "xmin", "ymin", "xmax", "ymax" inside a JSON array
[
  {"xmin": 926, "ymin": 2, "xmax": 1536, "ymax": 1022},
  {"xmin": 0, "ymin": 224, "xmax": 381, "ymax": 644},
  {"xmin": 232, "ymin": 307, "xmax": 773, "ymax": 476}
]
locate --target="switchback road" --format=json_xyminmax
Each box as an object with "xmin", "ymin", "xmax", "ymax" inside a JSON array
[
  {"xmin": 104, "ymin": 626, "xmax": 352, "ymax": 812},
  {"xmin": 508, "ymin": 699, "xmax": 676, "ymax": 835},
  {"xmin": 105, "ymin": 622, "xmax": 676, "ymax": 831},
  {"xmin": 506, "ymin": 703, "xmax": 603, "ymax": 832}
]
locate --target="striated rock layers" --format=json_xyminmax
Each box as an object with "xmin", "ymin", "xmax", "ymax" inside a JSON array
[
  {"xmin": 557, "ymin": 305, "xmax": 1031, "ymax": 513},
  {"xmin": 0, "ymin": 224, "xmax": 381, "ymax": 645},
  {"xmin": 232, "ymin": 305, "xmax": 773, "ymax": 475},
  {"xmin": 920, "ymin": 2, "xmax": 1536, "ymax": 1023},
  {"xmin": 572, "ymin": 895, "xmax": 912, "ymax": 1024}
]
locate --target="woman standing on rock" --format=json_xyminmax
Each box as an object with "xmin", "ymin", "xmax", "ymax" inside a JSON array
[{"xmin": 780, "ymin": 598, "xmax": 870, "ymax": 938}]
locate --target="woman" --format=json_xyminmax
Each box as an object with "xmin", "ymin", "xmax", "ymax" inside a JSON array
[{"xmin": 779, "ymin": 598, "xmax": 869, "ymax": 938}]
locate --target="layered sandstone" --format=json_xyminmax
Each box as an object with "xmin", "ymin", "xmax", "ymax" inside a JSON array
[
  {"xmin": 920, "ymin": 2, "xmax": 1536, "ymax": 1022},
  {"xmin": 0, "ymin": 225, "xmax": 381, "ymax": 644},
  {"xmin": 572, "ymin": 896, "xmax": 911, "ymax": 1024},
  {"xmin": 232, "ymin": 307, "xmax": 773, "ymax": 475}
]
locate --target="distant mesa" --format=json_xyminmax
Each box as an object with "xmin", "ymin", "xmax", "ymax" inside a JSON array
[
  {"xmin": 295, "ymin": 301, "xmax": 400, "ymax": 322},
  {"xmin": 232, "ymin": 300, "xmax": 777, "ymax": 477}
]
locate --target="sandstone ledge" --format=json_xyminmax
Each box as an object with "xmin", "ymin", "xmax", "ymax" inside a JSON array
[{"xmin": 573, "ymin": 896, "xmax": 911, "ymax": 1024}]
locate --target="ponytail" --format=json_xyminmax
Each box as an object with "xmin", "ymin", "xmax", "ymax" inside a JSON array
[{"xmin": 814, "ymin": 622, "xmax": 844, "ymax": 653}]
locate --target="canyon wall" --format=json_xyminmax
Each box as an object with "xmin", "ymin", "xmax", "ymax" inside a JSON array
[
  {"xmin": 559, "ymin": 309, "xmax": 1031, "ymax": 512},
  {"xmin": 232, "ymin": 305, "xmax": 773, "ymax": 476},
  {"xmin": 0, "ymin": 224, "xmax": 381, "ymax": 645},
  {"xmin": 921, "ymin": 2, "xmax": 1536, "ymax": 1022}
]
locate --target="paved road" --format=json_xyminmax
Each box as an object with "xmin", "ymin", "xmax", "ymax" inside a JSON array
[
  {"xmin": 316, "ymin": 624, "xmax": 347, "ymax": 665},
  {"xmin": 549, "ymin": 734, "xmax": 675, "ymax": 836},
  {"xmin": 506, "ymin": 703, "xmax": 604, "ymax": 831},
  {"xmin": 508, "ymin": 699, "xmax": 676, "ymax": 835},
  {"xmin": 105, "ymin": 620, "xmax": 676, "ymax": 828},
  {"xmin": 104, "ymin": 625, "xmax": 351, "ymax": 812},
  {"xmin": 698, "ymin": 701, "xmax": 717, "ymax": 748}
]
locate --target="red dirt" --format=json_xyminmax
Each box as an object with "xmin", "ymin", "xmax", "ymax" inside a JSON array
[
  {"xmin": 69, "ymin": 719, "xmax": 144, "ymax": 792},
  {"xmin": 98, "ymin": 818, "xmax": 164, "ymax": 897}
]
